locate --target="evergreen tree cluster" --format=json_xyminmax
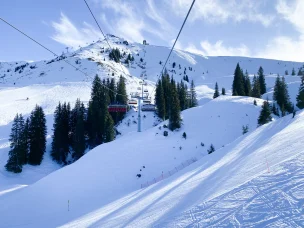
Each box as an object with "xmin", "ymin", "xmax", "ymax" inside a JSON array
[
  {"xmin": 109, "ymin": 48, "xmax": 121, "ymax": 63},
  {"xmin": 232, "ymin": 64, "xmax": 266, "ymax": 98},
  {"xmin": 213, "ymin": 82, "xmax": 220, "ymax": 99},
  {"xmin": 296, "ymin": 75, "xmax": 304, "ymax": 109},
  {"xmin": 183, "ymin": 75, "xmax": 189, "ymax": 82},
  {"xmin": 258, "ymin": 100, "xmax": 272, "ymax": 126},
  {"xmin": 5, "ymin": 106, "xmax": 47, "ymax": 173},
  {"xmin": 51, "ymin": 75, "xmax": 125, "ymax": 165},
  {"xmin": 273, "ymin": 75, "xmax": 293, "ymax": 115},
  {"xmin": 155, "ymin": 70, "xmax": 197, "ymax": 131},
  {"xmin": 298, "ymin": 66, "xmax": 304, "ymax": 76},
  {"xmin": 124, "ymin": 53, "xmax": 134, "ymax": 64},
  {"xmin": 51, "ymin": 100, "xmax": 86, "ymax": 165}
]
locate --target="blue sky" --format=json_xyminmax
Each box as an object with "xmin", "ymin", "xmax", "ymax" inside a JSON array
[{"xmin": 1, "ymin": 0, "xmax": 304, "ymax": 62}]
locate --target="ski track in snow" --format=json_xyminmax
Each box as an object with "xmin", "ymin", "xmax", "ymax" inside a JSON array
[
  {"xmin": 0, "ymin": 35, "xmax": 304, "ymax": 227},
  {"xmin": 157, "ymin": 153, "xmax": 304, "ymax": 228}
]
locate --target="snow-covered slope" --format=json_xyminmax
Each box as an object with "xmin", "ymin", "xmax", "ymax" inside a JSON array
[
  {"xmin": 1, "ymin": 98, "xmax": 303, "ymax": 227},
  {"xmin": 0, "ymin": 96, "xmax": 266, "ymax": 227},
  {"xmin": 0, "ymin": 35, "xmax": 303, "ymax": 227}
]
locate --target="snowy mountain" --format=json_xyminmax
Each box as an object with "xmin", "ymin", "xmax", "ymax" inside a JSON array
[{"xmin": 0, "ymin": 35, "xmax": 303, "ymax": 227}]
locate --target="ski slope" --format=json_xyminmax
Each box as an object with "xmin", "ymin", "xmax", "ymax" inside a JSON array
[
  {"xmin": 60, "ymin": 110, "xmax": 304, "ymax": 228},
  {"xmin": 0, "ymin": 97, "xmax": 303, "ymax": 227},
  {"xmin": 0, "ymin": 35, "xmax": 303, "ymax": 227}
]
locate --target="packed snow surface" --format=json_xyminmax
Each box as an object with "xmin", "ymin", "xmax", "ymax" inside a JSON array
[{"xmin": 0, "ymin": 35, "xmax": 303, "ymax": 227}]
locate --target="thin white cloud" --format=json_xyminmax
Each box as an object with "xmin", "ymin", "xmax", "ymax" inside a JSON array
[
  {"xmin": 167, "ymin": 0, "xmax": 275, "ymax": 27},
  {"xmin": 276, "ymin": 0, "xmax": 304, "ymax": 32},
  {"xmin": 257, "ymin": 0, "xmax": 304, "ymax": 62},
  {"xmin": 97, "ymin": 0, "xmax": 145, "ymax": 42},
  {"xmin": 183, "ymin": 44, "xmax": 205, "ymax": 56},
  {"xmin": 94, "ymin": 0, "xmax": 173, "ymax": 43},
  {"xmin": 51, "ymin": 13, "xmax": 102, "ymax": 48},
  {"xmin": 201, "ymin": 40, "xmax": 250, "ymax": 56},
  {"xmin": 145, "ymin": 0, "xmax": 174, "ymax": 36},
  {"xmin": 257, "ymin": 36, "xmax": 304, "ymax": 62},
  {"xmin": 178, "ymin": 41, "xmax": 250, "ymax": 57}
]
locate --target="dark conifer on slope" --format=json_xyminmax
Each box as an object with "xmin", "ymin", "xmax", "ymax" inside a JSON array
[
  {"xmin": 244, "ymin": 70, "xmax": 252, "ymax": 96},
  {"xmin": 292, "ymin": 68, "xmax": 296, "ymax": 76},
  {"xmin": 51, "ymin": 102, "xmax": 64, "ymax": 164},
  {"xmin": 87, "ymin": 75, "xmax": 115, "ymax": 148},
  {"xmin": 258, "ymin": 66, "xmax": 267, "ymax": 94},
  {"xmin": 273, "ymin": 75, "xmax": 293, "ymax": 114},
  {"xmin": 222, "ymin": 88, "xmax": 226, "ymax": 95},
  {"xmin": 232, "ymin": 63, "xmax": 245, "ymax": 96},
  {"xmin": 71, "ymin": 99, "xmax": 86, "ymax": 161},
  {"xmin": 296, "ymin": 75, "xmax": 304, "ymax": 109},
  {"xmin": 112, "ymin": 76, "xmax": 128, "ymax": 124},
  {"xmin": 20, "ymin": 117, "xmax": 30, "ymax": 165},
  {"xmin": 251, "ymin": 75, "xmax": 261, "ymax": 98},
  {"xmin": 169, "ymin": 80, "xmax": 182, "ymax": 131},
  {"xmin": 104, "ymin": 113, "xmax": 115, "ymax": 142},
  {"xmin": 5, "ymin": 114, "xmax": 25, "ymax": 173},
  {"xmin": 28, "ymin": 105, "xmax": 47, "ymax": 166},
  {"xmin": 162, "ymin": 71, "xmax": 171, "ymax": 119},
  {"xmin": 213, "ymin": 82, "xmax": 220, "ymax": 99},
  {"xmin": 155, "ymin": 79, "xmax": 166, "ymax": 120},
  {"xmin": 108, "ymin": 78, "xmax": 116, "ymax": 104},
  {"xmin": 189, "ymin": 80, "xmax": 198, "ymax": 107},
  {"xmin": 258, "ymin": 100, "xmax": 272, "ymax": 126},
  {"xmin": 178, "ymin": 80, "xmax": 188, "ymax": 111},
  {"xmin": 208, "ymin": 144, "xmax": 215, "ymax": 154}
]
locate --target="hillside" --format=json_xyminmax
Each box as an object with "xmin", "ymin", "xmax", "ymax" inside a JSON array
[
  {"xmin": 0, "ymin": 98, "xmax": 303, "ymax": 227},
  {"xmin": 0, "ymin": 35, "xmax": 303, "ymax": 227}
]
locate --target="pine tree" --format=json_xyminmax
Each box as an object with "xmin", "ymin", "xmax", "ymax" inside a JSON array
[
  {"xmin": 169, "ymin": 81, "xmax": 181, "ymax": 131},
  {"xmin": 298, "ymin": 68, "xmax": 303, "ymax": 76},
  {"xmin": 213, "ymin": 82, "xmax": 220, "ymax": 99},
  {"xmin": 71, "ymin": 99, "xmax": 86, "ymax": 161},
  {"xmin": 292, "ymin": 68, "xmax": 296, "ymax": 76},
  {"xmin": 222, "ymin": 88, "xmax": 226, "ymax": 95},
  {"xmin": 5, "ymin": 114, "xmax": 25, "ymax": 173},
  {"xmin": 254, "ymin": 99, "xmax": 257, "ymax": 106},
  {"xmin": 208, "ymin": 144, "xmax": 215, "ymax": 154},
  {"xmin": 258, "ymin": 66, "xmax": 266, "ymax": 94},
  {"xmin": 251, "ymin": 75, "xmax": 261, "ymax": 98},
  {"xmin": 20, "ymin": 117, "xmax": 30, "ymax": 165},
  {"xmin": 178, "ymin": 80, "xmax": 188, "ymax": 111},
  {"xmin": 155, "ymin": 79, "xmax": 166, "ymax": 120},
  {"xmin": 109, "ymin": 48, "xmax": 121, "ymax": 63},
  {"xmin": 108, "ymin": 78, "xmax": 116, "ymax": 104},
  {"xmin": 104, "ymin": 113, "xmax": 115, "ymax": 142},
  {"xmin": 232, "ymin": 63, "xmax": 245, "ymax": 96},
  {"xmin": 296, "ymin": 75, "xmax": 304, "ymax": 109},
  {"xmin": 258, "ymin": 101, "xmax": 272, "ymax": 126},
  {"xmin": 189, "ymin": 80, "xmax": 198, "ymax": 107},
  {"xmin": 116, "ymin": 76, "xmax": 127, "ymax": 105},
  {"xmin": 112, "ymin": 76, "xmax": 127, "ymax": 124},
  {"xmin": 272, "ymin": 102, "xmax": 280, "ymax": 116},
  {"xmin": 162, "ymin": 70, "xmax": 171, "ymax": 119},
  {"xmin": 285, "ymin": 70, "xmax": 289, "ymax": 75},
  {"xmin": 244, "ymin": 70, "xmax": 252, "ymax": 96},
  {"xmin": 185, "ymin": 75, "xmax": 189, "ymax": 82},
  {"xmin": 51, "ymin": 102, "xmax": 64, "ymax": 164},
  {"xmin": 87, "ymin": 75, "xmax": 109, "ymax": 148},
  {"xmin": 273, "ymin": 75, "xmax": 293, "ymax": 114},
  {"xmin": 51, "ymin": 102, "xmax": 72, "ymax": 165},
  {"xmin": 28, "ymin": 105, "xmax": 47, "ymax": 165}
]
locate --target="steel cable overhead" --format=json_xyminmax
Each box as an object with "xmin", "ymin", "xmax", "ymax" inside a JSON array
[
  {"xmin": 0, "ymin": 17, "xmax": 128, "ymax": 97},
  {"xmin": 150, "ymin": 0, "xmax": 195, "ymax": 96},
  {"xmin": 83, "ymin": 0, "xmax": 133, "ymax": 79}
]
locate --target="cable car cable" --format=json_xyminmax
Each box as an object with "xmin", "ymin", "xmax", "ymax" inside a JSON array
[{"xmin": 0, "ymin": 17, "xmax": 128, "ymax": 98}]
